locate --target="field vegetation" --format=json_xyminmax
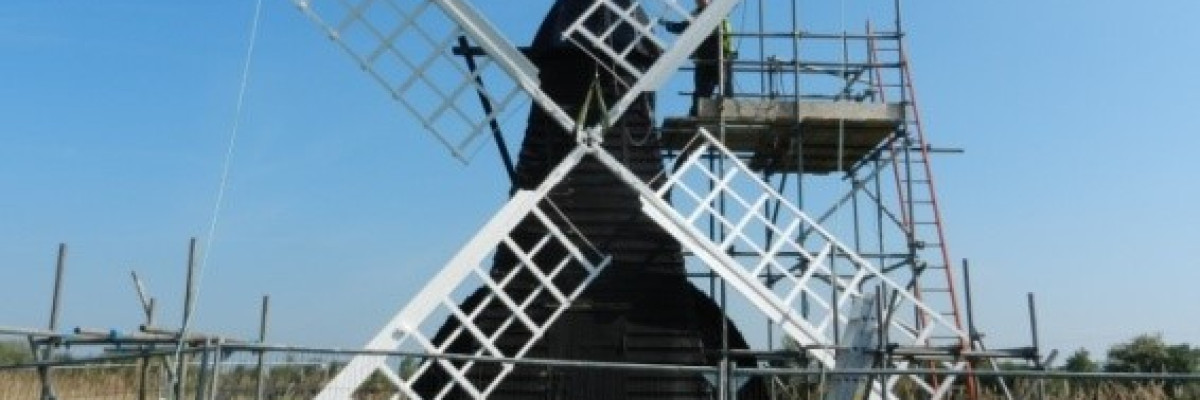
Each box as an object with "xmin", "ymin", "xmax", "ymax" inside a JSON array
[{"xmin": 1, "ymin": 333, "xmax": 1197, "ymax": 399}]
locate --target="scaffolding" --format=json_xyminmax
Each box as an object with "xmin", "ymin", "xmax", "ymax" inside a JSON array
[
  {"xmin": 0, "ymin": 241, "xmax": 272, "ymax": 400},
  {"xmin": 654, "ymin": 0, "xmax": 979, "ymax": 398}
]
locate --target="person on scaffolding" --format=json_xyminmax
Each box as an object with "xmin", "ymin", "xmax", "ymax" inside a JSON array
[{"xmin": 661, "ymin": 0, "xmax": 735, "ymax": 117}]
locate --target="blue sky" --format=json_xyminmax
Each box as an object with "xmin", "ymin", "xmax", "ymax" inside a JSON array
[{"xmin": 2, "ymin": 1, "xmax": 1198, "ymax": 363}]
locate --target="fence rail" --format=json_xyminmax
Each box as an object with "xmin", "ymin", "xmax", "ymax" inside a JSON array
[{"xmin": 4, "ymin": 344, "xmax": 1200, "ymax": 400}]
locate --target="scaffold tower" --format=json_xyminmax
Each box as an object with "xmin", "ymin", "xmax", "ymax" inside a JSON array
[{"xmin": 292, "ymin": 0, "xmax": 974, "ymax": 398}]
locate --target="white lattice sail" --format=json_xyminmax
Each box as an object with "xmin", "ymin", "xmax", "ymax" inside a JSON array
[
  {"xmin": 593, "ymin": 127, "xmax": 971, "ymax": 399},
  {"xmin": 295, "ymin": 0, "xmax": 741, "ymax": 152},
  {"xmin": 561, "ymin": 0, "xmax": 741, "ymax": 122},
  {"xmin": 294, "ymin": 0, "xmax": 579, "ymax": 159},
  {"xmin": 316, "ymin": 147, "xmax": 611, "ymax": 399}
]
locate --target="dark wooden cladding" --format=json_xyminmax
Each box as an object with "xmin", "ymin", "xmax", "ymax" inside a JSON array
[{"xmin": 415, "ymin": 2, "xmax": 766, "ymax": 398}]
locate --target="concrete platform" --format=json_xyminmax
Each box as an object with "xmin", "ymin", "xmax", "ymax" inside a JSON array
[{"xmin": 660, "ymin": 99, "xmax": 902, "ymax": 174}]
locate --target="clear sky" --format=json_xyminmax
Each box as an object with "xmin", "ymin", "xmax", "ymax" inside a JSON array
[{"xmin": 2, "ymin": 0, "xmax": 1198, "ymax": 364}]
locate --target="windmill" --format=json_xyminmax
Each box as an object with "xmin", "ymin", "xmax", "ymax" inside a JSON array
[{"xmin": 293, "ymin": 0, "xmax": 973, "ymax": 399}]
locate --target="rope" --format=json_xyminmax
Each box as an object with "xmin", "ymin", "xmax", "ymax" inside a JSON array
[
  {"xmin": 172, "ymin": 0, "xmax": 264, "ymax": 389},
  {"xmin": 201, "ymin": 0, "xmax": 264, "ymax": 285},
  {"xmin": 621, "ymin": 93, "xmax": 655, "ymax": 146}
]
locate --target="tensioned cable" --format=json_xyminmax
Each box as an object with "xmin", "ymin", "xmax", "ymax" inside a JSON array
[{"xmin": 172, "ymin": 0, "xmax": 265, "ymax": 379}]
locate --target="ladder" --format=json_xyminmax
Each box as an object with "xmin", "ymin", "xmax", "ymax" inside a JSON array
[{"xmin": 868, "ymin": 23, "xmax": 976, "ymax": 397}]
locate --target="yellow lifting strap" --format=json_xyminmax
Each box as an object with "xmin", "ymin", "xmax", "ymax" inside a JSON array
[{"xmin": 573, "ymin": 74, "xmax": 611, "ymax": 143}]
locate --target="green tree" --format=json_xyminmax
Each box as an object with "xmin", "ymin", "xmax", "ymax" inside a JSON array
[
  {"xmin": 1061, "ymin": 348, "xmax": 1099, "ymax": 373},
  {"xmin": 1104, "ymin": 334, "xmax": 1200, "ymax": 397},
  {"xmin": 1104, "ymin": 334, "xmax": 1198, "ymax": 374}
]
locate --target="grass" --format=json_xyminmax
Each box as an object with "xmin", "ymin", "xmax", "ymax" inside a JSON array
[
  {"xmin": 4, "ymin": 364, "xmax": 1199, "ymax": 399},
  {"xmin": 0, "ymin": 362, "xmax": 343, "ymax": 400},
  {"xmin": 978, "ymin": 379, "xmax": 1200, "ymax": 400},
  {"xmin": 1, "ymin": 367, "xmax": 154, "ymax": 400}
]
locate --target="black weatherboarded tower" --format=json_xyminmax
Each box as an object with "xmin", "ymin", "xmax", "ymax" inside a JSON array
[{"xmin": 414, "ymin": 1, "xmax": 765, "ymax": 398}]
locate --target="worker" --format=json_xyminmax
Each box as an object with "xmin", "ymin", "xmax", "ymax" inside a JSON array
[{"xmin": 661, "ymin": 0, "xmax": 735, "ymax": 116}]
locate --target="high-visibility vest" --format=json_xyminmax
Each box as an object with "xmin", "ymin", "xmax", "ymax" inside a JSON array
[{"xmin": 721, "ymin": 19, "xmax": 734, "ymax": 57}]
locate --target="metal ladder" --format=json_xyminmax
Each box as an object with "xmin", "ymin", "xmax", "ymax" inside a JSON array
[
  {"xmin": 869, "ymin": 22, "xmax": 984, "ymax": 399},
  {"xmin": 868, "ymin": 21, "xmax": 971, "ymax": 366}
]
